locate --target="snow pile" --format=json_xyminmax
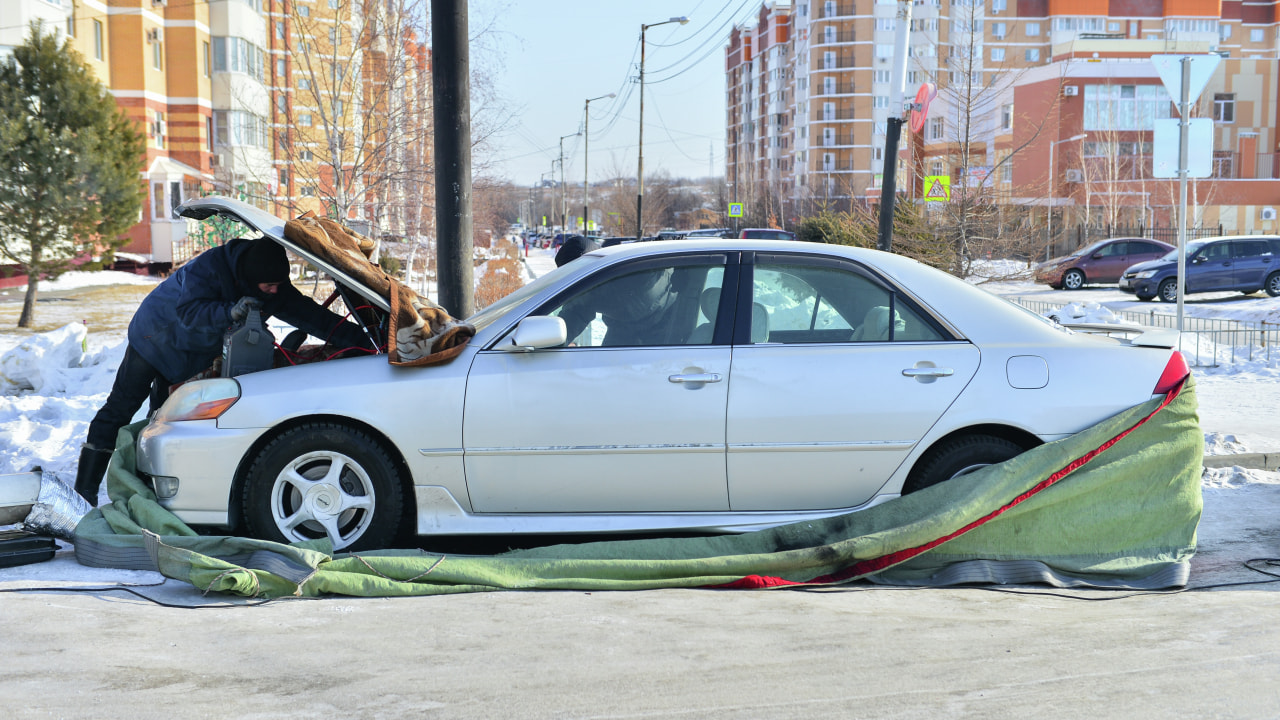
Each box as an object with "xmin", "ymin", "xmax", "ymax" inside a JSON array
[
  {"xmin": 1046, "ymin": 301, "xmax": 1122, "ymax": 325},
  {"xmin": 1204, "ymin": 432, "xmax": 1250, "ymax": 456},
  {"xmin": 0, "ymin": 323, "xmax": 89, "ymax": 394},
  {"xmin": 1202, "ymin": 466, "xmax": 1280, "ymax": 490}
]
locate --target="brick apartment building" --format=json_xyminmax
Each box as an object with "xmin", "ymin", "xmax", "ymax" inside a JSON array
[
  {"xmin": 0, "ymin": 0, "xmax": 432, "ymax": 273},
  {"xmin": 727, "ymin": 0, "xmax": 1280, "ymax": 239}
]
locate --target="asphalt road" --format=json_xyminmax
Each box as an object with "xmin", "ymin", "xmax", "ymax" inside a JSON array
[{"xmin": 3, "ymin": 481, "xmax": 1279, "ymax": 719}]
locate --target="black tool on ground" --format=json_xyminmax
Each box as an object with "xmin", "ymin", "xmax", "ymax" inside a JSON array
[
  {"xmin": 222, "ymin": 304, "xmax": 275, "ymax": 377},
  {"xmin": 0, "ymin": 529, "xmax": 58, "ymax": 568}
]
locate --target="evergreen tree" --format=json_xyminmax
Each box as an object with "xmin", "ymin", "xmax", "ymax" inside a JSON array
[{"xmin": 0, "ymin": 23, "xmax": 144, "ymax": 327}]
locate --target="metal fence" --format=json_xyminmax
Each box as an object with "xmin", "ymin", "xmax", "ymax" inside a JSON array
[{"xmin": 1006, "ymin": 297, "xmax": 1280, "ymax": 368}]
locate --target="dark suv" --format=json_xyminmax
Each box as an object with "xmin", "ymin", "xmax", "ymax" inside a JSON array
[
  {"xmin": 1034, "ymin": 238, "xmax": 1172, "ymax": 290},
  {"xmin": 1119, "ymin": 236, "xmax": 1280, "ymax": 302}
]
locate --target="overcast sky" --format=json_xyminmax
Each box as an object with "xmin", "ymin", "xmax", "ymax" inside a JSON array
[{"xmin": 482, "ymin": 0, "xmax": 762, "ymax": 187}]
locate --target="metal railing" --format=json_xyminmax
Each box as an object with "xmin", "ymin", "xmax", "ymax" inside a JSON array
[{"xmin": 1006, "ymin": 296, "xmax": 1280, "ymax": 368}]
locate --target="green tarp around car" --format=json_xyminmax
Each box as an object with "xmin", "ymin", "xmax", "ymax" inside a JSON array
[{"xmin": 73, "ymin": 377, "xmax": 1204, "ymax": 598}]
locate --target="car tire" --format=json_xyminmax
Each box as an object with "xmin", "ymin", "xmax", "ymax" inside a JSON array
[
  {"xmin": 1158, "ymin": 278, "xmax": 1179, "ymax": 303},
  {"xmin": 1062, "ymin": 269, "xmax": 1085, "ymax": 290},
  {"xmin": 242, "ymin": 422, "xmax": 404, "ymax": 551},
  {"xmin": 1266, "ymin": 272, "xmax": 1280, "ymax": 298},
  {"xmin": 1136, "ymin": 294, "xmax": 1154, "ymax": 302},
  {"xmin": 902, "ymin": 434, "xmax": 1026, "ymax": 495}
]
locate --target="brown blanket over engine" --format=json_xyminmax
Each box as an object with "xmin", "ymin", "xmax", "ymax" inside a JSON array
[{"xmin": 283, "ymin": 212, "xmax": 475, "ymax": 366}]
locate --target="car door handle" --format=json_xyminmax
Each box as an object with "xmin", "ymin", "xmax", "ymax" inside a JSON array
[
  {"xmin": 901, "ymin": 367, "xmax": 954, "ymax": 378},
  {"xmin": 669, "ymin": 373, "xmax": 722, "ymax": 384}
]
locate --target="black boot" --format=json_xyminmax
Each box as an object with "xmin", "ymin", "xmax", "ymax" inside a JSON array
[{"xmin": 74, "ymin": 445, "xmax": 113, "ymax": 506}]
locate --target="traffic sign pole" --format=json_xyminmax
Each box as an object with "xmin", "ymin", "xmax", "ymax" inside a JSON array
[{"xmin": 1176, "ymin": 56, "xmax": 1189, "ymax": 338}]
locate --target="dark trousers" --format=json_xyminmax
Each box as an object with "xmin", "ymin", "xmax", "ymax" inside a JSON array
[{"xmin": 86, "ymin": 344, "xmax": 172, "ymax": 451}]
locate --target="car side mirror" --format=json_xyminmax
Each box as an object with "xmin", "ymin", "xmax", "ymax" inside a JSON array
[
  {"xmin": 1191, "ymin": 256, "xmax": 1204, "ymax": 264},
  {"xmin": 1091, "ymin": 253, "xmax": 1103, "ymax": 259},
  {"xmin": 500, "ymin": 316, "xmax": 567, "ymax": 352}
]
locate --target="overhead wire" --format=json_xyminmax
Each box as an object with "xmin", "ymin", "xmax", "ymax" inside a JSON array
[{"xmin": 645, "ymin": 0, "xmax": 736, "ymax": 48}]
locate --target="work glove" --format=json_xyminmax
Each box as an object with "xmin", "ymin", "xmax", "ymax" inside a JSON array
[{"xmin": 229, "ymin": 296, "xmax": 262, "ymax": 323}]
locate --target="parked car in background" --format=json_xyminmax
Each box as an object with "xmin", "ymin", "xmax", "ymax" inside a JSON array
[
  {"xmin": 1119, "ymin": 235, "xmax": 1280, "ymax": 302},
  {"xmin": 657, "ymin": 230, "xmax": 689, "ymax": 241},
  {"xmin": 740, "ymin": 228, "xmax": 797, "ymax": 241},
  {"xmin": 141, "ymin": 196, "xmax": 1190, "ymax": 551},
  {"xmin": 1034, "ymin": 238, "xmax": 1173, "ymax": 290},
  {"xmin": 600, "ymin": 237, "xmax": 639, "ymax": 248},
  {"xmin": 685, "ymin": 228, "xmax": 733, "ymax": 238}
]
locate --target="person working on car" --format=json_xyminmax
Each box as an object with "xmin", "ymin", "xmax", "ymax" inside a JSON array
[{"xmin": 74, "ymin": 237, "xmax": 370, "ymax": 505}]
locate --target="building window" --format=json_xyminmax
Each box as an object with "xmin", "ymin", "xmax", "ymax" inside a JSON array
[
  {"xmin": 92, "ymin": 20, "xmax": 103, "ymax": 60},
  {"xmin": 1108, "ymin": 22, "xmax": 1121, "ymax": 33},
  {"xmin": 929, "ymin": 116, "xmax": 944, "ymax": 140},
  {"xmin": 874, "ymin": 70, "xmax": 890, "ymax": 83},
  {"xmin": 299, "ymin": 5, "xmax": 309, "ymax": 15},
  {"xmin": 991, "ymin": 22, "xmax": 1006, "ymax": 38},
  {"xmin": 211, "ymin": 36, "xmax": 267, "ymax": 82},
  {"xmin": 152, "ymin": 183, "xmax": 165, "ymax": 219},
  {"xmin": 875, "ymin": 44, "xmax": 894, "ymax": 58},
  {"xmin": 1220, "ymin": 24, "xmax": 1232, "ymax": 40},
  {"xmin": 1251, "ymin": 28, "xmax": 1264, "ymax": 43},
  {"xmin": 299, "ymin": 113, "xmax": 312, "ymax": 126},
  {"xmin": 876, "ymin": 18, "xmax": 895, "ymax": 31},
  {"xmin": 1026, "ymin": 22, "xmax": 1040, "ymax": 37},
  {"xmin": 1214, "ymin": 93, "xmax": 1235, "ymax": 123},
  {"xmin": 203, "ymin": 41, "xmax": 210, "ymax": 77},
  {"xmin": 276, "ymin": 95, "xmax": 287, "ymax": 113},
  {"xmin": 299, "ymin": 78, "xmax": 310, "ymax": 90},
  {"xmin": 153, "ymin": 40, "xmax": 163, "ymax": 70},
  {"xmin": 302, "ymin": 185, "xmax": 316, "ymax": 196},
  {"xmin": 67, "ymin": 5, "xmax": 75, "ymax": 37},
  {"xmin": 1001, "ymin": 103, "xmax": 1013, "ymax": 130},
  {"xmin": 873, "ymin": 96, "xmax": 889, "ymax": 108},
  {"xmin": 206, "ymin": 116, "xmax": 214, "ymax": 152},
  {"xmin": 1083, "ymin": 85, "xmax": 1172, "ymax": 131},
  {"xmin": 213, "ymin": 110, "xmax": 271, "ymax": 147},
  {"xmin": 328, "ymin": 0, "xmax": 338, "ymax": 8},
  {"xmin": 991, "ymin": 0, "xmax": 1006, "ymax": 10},
  {"xmin": 275, "ymin": 21, "xmax": 285, "ymax": 40},
  {"xmin": 278, "ymin": 169, "xmax": 288, "ymax": 190},
  {"xmin": 276, "ymin": 58, "xmax": 286, "ymax": 77},
  {"xmin": 151, "ymin": 111, "xmax": 165, "ymax": 148},
  {"xmin": 1025, "ymin": 48, "xmax": 1040, "ymax": 62},
  {"xmin": 301, "ymin": 149, "xmax": 314, "ymax": 161},
  {"xmin": 991, "ymin": 47, "xmax": 1005, "ymax": 62}
]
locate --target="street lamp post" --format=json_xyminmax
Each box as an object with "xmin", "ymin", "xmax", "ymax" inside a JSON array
[
  {"xmin": 637, "ymin": 16, "xmax": 688, "ymax": 241},
  {"xmin": 1046, "ymin": 133, "xmax": 1088, "ymax": 260},
  {"xmin": 559, "ymin": 132, "xmax": 578, "ymax": 236},
  {"xmin": 583, "ymin": 93, "xmax": 615, "ymax": 237}
]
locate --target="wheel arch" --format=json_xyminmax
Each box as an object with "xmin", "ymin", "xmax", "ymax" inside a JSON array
[
  {"xmin": 227, "ymin": 414, "xmax": 416, "ymax": 535},
  {"xmin": 904, "ymin": 423, "xmax": 1044, "ymax": 487}
]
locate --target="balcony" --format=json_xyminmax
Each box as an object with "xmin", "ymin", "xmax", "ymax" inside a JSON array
[
  {"xmin": 817, "ymin": 2, "xmax": 855, "ymax": 19},
  {"xmin": 819, "ymin": 134, "xmax": 857, "ymax": 147},
  {"xmin": 816, "ymin": 108, "xmax": 858, "ymax": 121},
  {"xmin": 814, "ymin": 82, "xmax": 857, "ymax": 96},
  {"xmin": 814, "ymin": 58, "xmax": 858, "ymax": 71},
  {"xmin": 813, "ymin": 30, "xmax": 856, "ymax": 46}
]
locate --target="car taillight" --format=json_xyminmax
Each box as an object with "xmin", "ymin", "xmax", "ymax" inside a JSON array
[{"xmin": 1153, "ymin": 351, "xmax": 1190, "ymax": 395}]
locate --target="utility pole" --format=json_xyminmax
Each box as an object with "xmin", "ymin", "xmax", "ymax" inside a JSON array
[
  {"xmin": 637, "ymin": 16, "xmax": 689, "ymax": 241},
  {"xmin": 559, "ymin": 132, "xmax": 578, "ymax": 235},
  {"xmin": 875, "ymin": 0, "xmax": 912, "ymax": 252},
  {"xmin": 583, "ymin": 93, "xmax": 614, "ymax": 237},
  {"xmin": 431, "ymin": 0, "xmax": 473, "ymax": 317}
]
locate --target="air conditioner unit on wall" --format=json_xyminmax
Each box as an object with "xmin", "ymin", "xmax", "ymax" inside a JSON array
[
  {"xmin": 145, "ymin": 28, "xmax": 162, "ymax": 43},
  {"xmin": 1064, "ymin": 169, "xmax": 1083, "ymax": 183},
  {"xmin": 1063, "ymin": 86, "xmax": 1078, "ymax": 97},
  {"xmin": 1262, "ymin": 207, "xmax": 1277, "ymax": 221}
]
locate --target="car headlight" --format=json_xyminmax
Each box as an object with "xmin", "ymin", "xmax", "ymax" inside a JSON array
[
  {"xmin": 1135, "ymin": 270, "xmax": 1158, "ymax": 279},
  {"xmin": 155, "ymin": 379, "xmax": 241, "ymax": 422}
]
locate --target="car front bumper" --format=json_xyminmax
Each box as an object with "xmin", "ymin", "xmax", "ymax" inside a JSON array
[
  {"xmin": 136, "ymin": 419, "xmax": 267, "ymax": 526},
  {"xmin": 1118, "ymin": 277, "xmax": 1157, "ymax": 295}
]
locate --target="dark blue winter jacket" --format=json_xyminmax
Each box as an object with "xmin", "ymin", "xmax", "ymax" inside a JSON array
[{"xmin": 127, "ymin": 238, "xmax": 370, "ymax": 383}]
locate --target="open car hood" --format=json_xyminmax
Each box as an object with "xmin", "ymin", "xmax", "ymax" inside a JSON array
[{"xmin": 175, "ymin": 196, "xmax": 390, "ymax": 313}]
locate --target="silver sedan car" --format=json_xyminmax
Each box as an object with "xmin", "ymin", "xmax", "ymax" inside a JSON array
[{"xmin": 139, "ymin": 199, "xmax": 1189, "ymax": 551}]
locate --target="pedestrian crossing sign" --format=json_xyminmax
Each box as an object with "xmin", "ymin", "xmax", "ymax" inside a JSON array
[
  {"xmin": 923, "ymin": 175, "xmax": 951, "ymax": 202},
  {"xmin": 728, "ymin": 202, "xmax": 744, "ymax": 217}
]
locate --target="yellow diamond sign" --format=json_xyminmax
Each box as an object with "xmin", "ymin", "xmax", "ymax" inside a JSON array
[{"xmin": 923, "ymin": 175, "xmax": 951, "ymax": 202}]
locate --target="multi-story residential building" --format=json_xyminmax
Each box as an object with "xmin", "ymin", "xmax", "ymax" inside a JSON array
[
  {"xmin": 728, "ymin": 0, "xmax": 1280, "ymax": 238},
  {"xmin": 0, "ymin": 0, "xmax": 432, "ymax": 273}
]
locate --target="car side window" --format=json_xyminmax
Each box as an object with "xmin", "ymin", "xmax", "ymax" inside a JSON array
[
  {"xmin": 1201, "ymin": 243, "xmax": 1230, "ymax": 261},
  {"xmin": 546, "ymin": 262, "xmax": 725, "ymax": 348},
  {"xmin": 750, "ymin": 262, "xmax": 944, "ymax": 344},
  {"xmin": 1235, "ymin": 240, "xmax": 1269, "ymax": 258},
  {"xmin": 1100, "ymin": 242, "xmax": 1126, "ymax": 256}
]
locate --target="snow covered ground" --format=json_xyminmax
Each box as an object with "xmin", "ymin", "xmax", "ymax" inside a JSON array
[{"xmin": 1, "ymin": 252, "xmax": 1277, "ymax": 590}]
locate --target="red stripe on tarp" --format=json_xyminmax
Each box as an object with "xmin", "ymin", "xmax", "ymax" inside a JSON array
[{"xmin": 709, "ymin": 377, "xmax": 1188, "ymax": 590}]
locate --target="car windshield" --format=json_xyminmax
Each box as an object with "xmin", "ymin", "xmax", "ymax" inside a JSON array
[
  {"xmin": 465, "ymin": 256, "xmax": 599, "ymax": 331},
  {"xmin": 1159, "ymin": 241, "xmax": 1209, "ymax": 262}
]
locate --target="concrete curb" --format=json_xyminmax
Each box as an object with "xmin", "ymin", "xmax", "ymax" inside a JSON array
[{"xmin": 1203, "ymin": 453, "xmax": 1280, "ymax": 471}]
